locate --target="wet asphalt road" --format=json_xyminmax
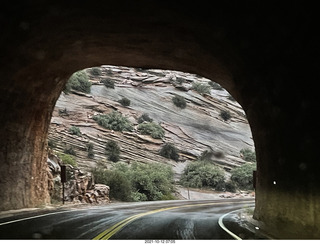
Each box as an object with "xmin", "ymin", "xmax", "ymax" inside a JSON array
[{"xmin": 0, "ymin": 199, "xmax": 254, "ymax": 240}]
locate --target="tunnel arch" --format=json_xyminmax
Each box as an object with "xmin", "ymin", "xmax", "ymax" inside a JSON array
[{"xmin": 1, "ymin": 1, "xmax": 319, "ymax": 239}]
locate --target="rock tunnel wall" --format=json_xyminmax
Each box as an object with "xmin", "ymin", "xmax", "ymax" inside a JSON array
[{"xmin": 0, "ymin": 1, "xmax": 319, "ymax": 238}]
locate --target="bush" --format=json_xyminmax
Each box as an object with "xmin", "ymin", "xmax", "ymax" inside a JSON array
[
  {"xmin": 180, "ymin": 161, "xmax": 225, "ymax": 189},
  {"xmin": 118, "ymin": 97, "xmax": 131, "ymax": 107},
  {"xmin": 105, "ymin": 140, "xmax": 120, "ymax": 162},
  {"xmin": 159, "ymin": 143, "xmax": 179, "ymax": 161},
  {"xmin": 208, "ymin": 81, "xmax": 223, "ymax": 90},
  {"xmin": 66, "ymin": 70, "xmax": 91, "ymax": 93},
  {"xmin": 220, "ymin": 110, "xmax": 231, "ymax": 121},
  {"xmin": 137, "ymin": 122, "xmax": 165, "ymax": 139},
  {"xmin": 92, "ymin": 162, "xmax": 175, "ymax": 201},
  {"xmin": 87, "ymin": 142, "xmax": 94, "ymax": 159},
  {"xmin": 90, "ymin": 67, "xmax": 102, "ymax": 76},
  {"xmin": 92, "ymin": 167, "xmax": 132, "ymax": 201},
  {"xmin": 69, "ymin": 126, "xmax": 81, "ymax": 136},
  {"xmin": 59, "ymin": 108, "xmax": 69, "ymax": 116},
  {"xmin": 128, "ymin": 162, "xmax": 175, "ymax": 201},
  {"xmin": 102, "ymin": 78, "xmax": 115, "ymax": 89},
  {"xmin": 240, "ymin": 148, "xmax": 257, "ymax": 162},
  {"xmin": 172, "ymin": 95, "xmax": 187, "ymax": 109},
  {"xmin": 138, "ymin": 113, "xmax": 153, "ymax": 124},
  {"xmin": 191, "ymin": 82, "xmax": 211, "ymax": 95},
  {"xmin": 231, "ymin": 163, "xmax": 256, "ymax": 190},
  {"xmin": 48, "ymin": 139, "xmax": 56, "ymax": 149},
  {"xmin": 57, "ymin": 152, "xmax": 77, "ymax": 167},
  {"xmin": 93, "ymin": 111, "xmax": 133, "ymax": 132},
  {"xmin": 64, "ymin": 145, "xmax": 77, "ymax": 156}
]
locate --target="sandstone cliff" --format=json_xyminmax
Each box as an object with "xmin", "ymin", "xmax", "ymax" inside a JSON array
[{"xmin": 48, "ymin": 66, "xmax": 254, "ymax": 181}]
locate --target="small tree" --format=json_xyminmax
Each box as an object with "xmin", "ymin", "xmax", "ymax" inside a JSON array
[
  {"xmin": 64, "ymin": 145, "xmax": 77, "ymax": 156},
  {"xmin": 231, "ymin": 163, "xmax": 256, "ymax": 190},
  {"xmin": 90, "ymin": 67, "xmax": 102, "ymax": 76},
  {"xmin": 220, "ymin": 110, "xmax": 231, "ymax": 121},
  {"xmin": 105, "ymin": 140, "xmax": 120, "ymax": 162},
  {"xmin": 66, "ymin": 70, "xmax": 92, "ymax": 93},
  {"xmin": 172, "ymin": 95, "xmax": 187, "ymax": 109},
  {"xmin": 159, "ymin": 143, "xmax": 179, "ymax": 161},
  {"xmin": 102, "ymin": 78, "xmax": 115, "ymax": 89},
  {"xmin": 191, "ymin": 82, "xmax": 211, "ymax": 95},
  {"xmin": 69, "ymin": 126, "xmax": 81, "ymax": 136},
  {"xmin": 87, "ymin": 142, "xmax": 94, "ymax": 159},
  {"xmin": 138, "ymin": 113, "xmax": 153, "ymax": 124},
  {"xmin": 118, "ymin": 97, "xmax": 131, "ymax": 107}
]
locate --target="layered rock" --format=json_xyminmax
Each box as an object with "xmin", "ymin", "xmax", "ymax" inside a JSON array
[{"xmin": 48, "ymin": 66, "xmax": 254, "ymax": 178}]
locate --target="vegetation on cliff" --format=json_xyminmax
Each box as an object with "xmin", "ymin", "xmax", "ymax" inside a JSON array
[
  {"xmin": 92, "ymin": 162, "xmax": 175, "ymax": 201},
  {"xmin": 93, "ymin": 111, "xmax": 133, "ymax": 132},
  {"xmin": 49, "ymin": 65, "xmax": 256, "ymax": 203},
  {"xmin": 64, "ymin": 70, "xmax": 91, "ymax": 94},
  {"xmin": 137, "ymin": 122, "xmax": 165, "ymax": 139}
]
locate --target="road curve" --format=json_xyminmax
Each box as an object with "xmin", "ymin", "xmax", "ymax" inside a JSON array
[{"xmin": 0, "ymin": 199, "xmax": 254, "ymax": 240}]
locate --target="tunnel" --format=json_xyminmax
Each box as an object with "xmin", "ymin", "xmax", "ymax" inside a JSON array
[{"xmin": 0, "ymin": 1, "xmax": 318, "ymax": 239}]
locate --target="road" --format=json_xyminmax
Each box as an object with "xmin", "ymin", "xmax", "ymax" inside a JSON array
[{"xmin": 0, "ymin": 199, "xmax": 254, "ymax": 240}]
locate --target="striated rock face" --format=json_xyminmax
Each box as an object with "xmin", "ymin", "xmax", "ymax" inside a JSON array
[{"xmin": 48, "ymin": 66, "xmax": 254, "ymax": 176}]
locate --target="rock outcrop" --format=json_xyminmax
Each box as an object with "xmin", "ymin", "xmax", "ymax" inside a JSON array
[{"xmin": 47, "ymin": 151, "xmax": 110, "ymax": 205}]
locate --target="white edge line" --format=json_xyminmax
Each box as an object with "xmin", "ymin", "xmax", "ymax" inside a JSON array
[
  {"xmin": 0, "ymin": 209, "xmax": 77, "ymax": 226},
  {"xmin": 218, "ymin": 209, "xmax": 243, "ymax": 240}
]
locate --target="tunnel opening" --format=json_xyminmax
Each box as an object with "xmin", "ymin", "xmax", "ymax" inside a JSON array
[
  {"xmin": 1, "ymin": 1, "xmax": 319, "ymax": 239},
  {"xmin": 48, "ymin": 65, "xmax": 256, "ymax": 205}
]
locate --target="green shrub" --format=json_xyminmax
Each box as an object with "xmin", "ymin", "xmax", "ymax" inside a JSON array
[
  {"xmin": 66, "ymin": 70, "xmax": 91, "ymax": 93},
  {"xmin": 69, "ymin": 126, "xmax": 81, "ymax": 136},
  {"xmin": 240, "ymin": 148, "xmax": 256, "ymax": 162},
  {"xmin": 191, "ymin": 82, "xmax": 211, "ymax": 95},
  {"xmin": 102, "ymin": 78, "xmax": 115, "ymax": 89},
  {"xmin": 48, "ymin": 139, "xmax": 56, "ymax": 149},
  {"xmin": 64, "ymin": 145, "xmax": 77, "ymax": 156},
  {"xmin": 180, "ymin": 161, "xmax": 225, "ymax": 189},
  {"xmin": 225, "ymin": 180, "xmax": 237, "ymax": 193},
  {"xmin": 93, "ymin": 111, "xmax": 133, "ymax": 132},
  {"xmin": 231, "ymin": 163, "xmax": 256, "ymax": 190},
  {"xmin": 159, "ymin": 143, "xmax": 179, "ymax": 161},
  {"xmin": 57, "ymin": 152, "xmax": 77, "ymax": 167},
  {"xmin": 118, "ymin": 97, "xmax": 131, "ymax": 107},
  {"xmin": 137, "ymin": 122, "xmax": 165, "ymax": 139},
  {"xmin": 199, "ymin": 150, "xmax": 215, "ymax": 161},
  {"xmin": 90, "ymin": 67, "xmax": 102, "ymax": 76},
  {"xmin": 138, "ymin": 113, "xmax": 153, "ymax": 124},
  {"xmin": 59, "ymin": 108, "xmax": 69, "ymax": 116},
  {"xmin": 87, "ymin": 142, "xmax": 94, "ymax": 159},
  {"xmin": 105, "ymin": 140, "xmax": 120, "ymax": 162},
  {"xmin": 172, "ymin": 95, "xmax": 187, "ymax": 109},
  {"xmin": 208, "ymin": 81, "xmax": 223, "ymax": 90},
  {"xmin": 92, "ymin": 162, "xmax": 175, "ymax": 202},
  {"xmin": 92, "ymin": 167, "xmax": 132, "ymax": 201},
  {"xmin": 128, "ymin": 162, "xmax": 175, "ymax": 201},
  {"xmin": 220, "ymin": 110, "xmax": 231, "ymax": 121}
]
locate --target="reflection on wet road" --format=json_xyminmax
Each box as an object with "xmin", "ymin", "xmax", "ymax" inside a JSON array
[{"xmin": 0, "ymin": 199, "xmax": 254, "ymax": 240}]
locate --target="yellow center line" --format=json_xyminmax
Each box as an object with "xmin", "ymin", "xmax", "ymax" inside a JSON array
[{"xmin": 92, "ymin": 200, "xmax": 254, "ymax": 240}]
